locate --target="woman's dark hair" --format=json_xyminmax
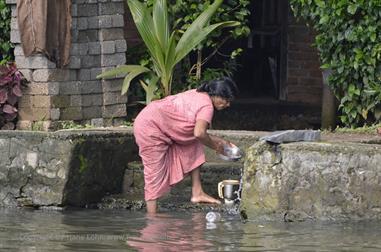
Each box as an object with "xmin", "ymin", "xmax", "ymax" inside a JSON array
[{"xmin": 196, "ymin": 77, "xmax": 239, "ymax": 100}]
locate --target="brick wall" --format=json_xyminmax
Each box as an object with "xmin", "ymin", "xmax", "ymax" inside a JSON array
[
  {"xmin": 7, "ymin": 0, "xmax": 128, "ymax": 130},
  {"xmin": 286, "ymin": 15, "xmax": 323, "ymax": 106}
]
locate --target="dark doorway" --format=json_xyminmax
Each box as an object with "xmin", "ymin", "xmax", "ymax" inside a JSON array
[{"xmin": 232, "ymin": 0, "xmax": 288, "ymax": 100}]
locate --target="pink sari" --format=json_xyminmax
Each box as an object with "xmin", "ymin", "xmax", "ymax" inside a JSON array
[{"xmin": 133, "ymin": 89, "xmax": 213, "ymax": 200}]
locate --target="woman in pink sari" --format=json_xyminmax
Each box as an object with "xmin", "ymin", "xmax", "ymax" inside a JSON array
[{"xmin": 133, "ymin": 77, "xmax": 238, "ymax": 213}]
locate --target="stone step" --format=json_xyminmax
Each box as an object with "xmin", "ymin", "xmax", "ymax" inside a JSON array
[
  {"xmin": 122, "ymin": 161, "xmax": 243, "ymax": 202},
  {"xmin": 97, "ymin": 193, "xmax": 243, "ymax": 215},
  {"xmin": 123, "ymin": 162, "xmax": 243, "ymax": 197}
]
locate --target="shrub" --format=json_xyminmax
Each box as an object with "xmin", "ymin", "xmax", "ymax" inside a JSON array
[
  {"xmin": 0, "ymin": 63, "xmax": 26, "ymax": 129},
  {"xmin": 290, "ymin": 0, "xmax": 381, "ymax": 127},
  {"xmin": 0, "ymin": 0, "xmax": 13, "ymax": 64}
]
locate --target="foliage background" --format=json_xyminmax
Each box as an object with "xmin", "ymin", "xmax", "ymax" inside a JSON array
[
  {"xmin": 130, "ymin": 0, "xmax": 250, "ymax": 94},
  {"xmin": 290, "ymin": 0, "xmax": 381, "ymax": 127},
  {"xmin": 0, "ymin": 0, "xmax": 12, "ymax": 65}
]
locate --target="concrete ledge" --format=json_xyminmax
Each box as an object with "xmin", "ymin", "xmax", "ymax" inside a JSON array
[
  {"xmin": 241, "ymin": 141, "xmax": 381, "ymax": 221},
  {"xmin": 0, "ymin": 128, "xmax": 139, "ymax": 208}
]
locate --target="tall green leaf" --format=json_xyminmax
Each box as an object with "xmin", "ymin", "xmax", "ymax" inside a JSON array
[
  {"xmin": 153, "ymin": 0, "xmax": 169, "ymax": 53},
  {"xmin": 175, "ymin": 21, "xmax": 240, "ymax": 66},
  {"xmin": 176, "ymin": 0, "xmax": 223, "ymax": 51},
  {"xmin": 121, "ymin": 67, "xmax": 152, "ymax": 95},
  {"xmin": 127, "ymin": 0, "xmax": 164, "ymax": 71},
  {"xmin": 96, "ymin": 65, "xmax": 150, "ymax": 79}
]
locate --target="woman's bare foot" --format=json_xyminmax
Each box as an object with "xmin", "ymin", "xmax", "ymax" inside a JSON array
[{"xmin": 191, "ymin": 191, "xmax": 221, "ymax": 204}]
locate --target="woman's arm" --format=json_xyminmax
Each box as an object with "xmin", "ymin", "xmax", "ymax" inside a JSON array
[{"xmin": 194, "ymin": 119, "xmax": 228, "ymax": 154}]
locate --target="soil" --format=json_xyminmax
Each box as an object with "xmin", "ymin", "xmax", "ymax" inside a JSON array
[{"xmin": 321, "ymin": 131, "xmax": 381, "ymax": 144}]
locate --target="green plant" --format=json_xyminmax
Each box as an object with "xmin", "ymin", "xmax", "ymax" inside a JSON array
[
  {"xmin": 331, "ymin": 123, "xmax": 381, "ymax": 134},
  {"xmin": 0, "ymin": 0, "xmax": 13, "ymax": 65},
  {"xmin": 182, "ymin": 59, "xmax": 240, "ymax": 91},
  {"xmin": 139, "ymin": 0, "xmax": 250, "ymax": 90},
  {"xmin": 97, "ymin": 0, "xmax": 239, "ymax": 104},
  {"xmin": 60, "ymin": 120, "xmax": 93, "ymax": 130},
  {"xmin": 168, "ymin": 0, "xmax": 250, "ymax": 81},
  {"xmin": 0, "ymin": 62, "xmax": 26, "ymax": 130},
  {"xmin": 290, "ymin": 0, "xmax": 381, "ymax": 127}
]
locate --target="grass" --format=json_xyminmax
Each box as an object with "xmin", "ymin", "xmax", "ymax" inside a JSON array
[{"xmin": 330, "ymin": 123, "xmax": 381, "ymax": 134}]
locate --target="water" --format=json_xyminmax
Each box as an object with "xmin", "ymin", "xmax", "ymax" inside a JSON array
[{"xmin": 1, "ymin": 208, "xmax": 381, "ymax": 251}]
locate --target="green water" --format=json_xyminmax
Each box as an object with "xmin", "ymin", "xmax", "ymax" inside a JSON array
[{"xmin": 1, "ymin": 208, "xmax": 381, "ymax": 251}]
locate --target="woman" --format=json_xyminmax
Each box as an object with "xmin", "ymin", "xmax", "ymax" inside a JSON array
[{"xmin": 133, "ymin": 77, "xmax": 239, "ymax": 213}]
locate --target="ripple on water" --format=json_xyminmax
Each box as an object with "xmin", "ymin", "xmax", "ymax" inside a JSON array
[{"xmin": 1, "ymin": 209, "xmax": 381, "ymax": 251}]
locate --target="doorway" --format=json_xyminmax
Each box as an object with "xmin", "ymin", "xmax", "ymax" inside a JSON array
[{"xmin": 232, "ymin": 0, "xmax": 288, "ymax": 100}]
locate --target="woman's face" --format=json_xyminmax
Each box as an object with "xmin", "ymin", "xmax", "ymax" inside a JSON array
[{"xmin": 211, "ymin": 96, "xmax": 231, "ymax": 110}]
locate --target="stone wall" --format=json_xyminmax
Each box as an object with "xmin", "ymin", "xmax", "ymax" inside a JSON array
[
  {"xmin": 286, "ymin": 15, "xmax": 323, "ymax": 106},
  {"xmin": 6, "ymin": 0, "xmax": 128, "ymax": 130},
  {"xmin": 0, "ymin": 129, "xmax": 139, "ymax": 208},
  {"xmin": 241, "ymin": 141, "xmax": 381, "ymax": 220}
]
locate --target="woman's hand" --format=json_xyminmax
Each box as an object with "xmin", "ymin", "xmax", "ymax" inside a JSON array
[{"xmin": 212, "ymin": 137, "xmax": 234, "ymax": 155}]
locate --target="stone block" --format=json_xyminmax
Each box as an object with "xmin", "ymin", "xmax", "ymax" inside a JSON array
[
  {"xmin": 78, "ymin": 69, "xmax": 91, "ymax": 81},
  {"xmin": 102, "ymin": 79, "xmax": 123, "ymax": 92},
  {"xmin": 98, "ymin": 16, "xmax": 113, "ymax": 29},
  {"xmin": 77, "ymin": 17, "xmax": 88, "ymax": 30},
  {"xmin": 70, "ymin": 95, "xmax": 82, "ymax": 107},
  {"xmin": 50, "ymin": 108, "xmax": 60, "ymax": 121},
  {"xmin": 14, "ymin": 45, "xmax": 23, "ymax": 56},
  {"xmin": 18, "ymin": 69, "xmax": 32, "ymax": 81},
  {"xmin": 101, "ymin": 53, "xmax": 126, "ymax": 67},
  {"xmin": 71, "ymin": 29, "xmax": 79, "ymax": 42},
  {"xmin": 115, "ymin": 40, "xmax": 127, "ymax": 53},
  {"xmin": 99, "ymin": 28, "xmax": 124, "ymax": 41},
  {"xmin": 67, "ymin": 56, "xmax": 81, "ymax": 69},
  {"xmin": 112, "ymin": 117, "xmax": 127, "ymax": 127},
  {"xmin": 71, "ymin": 3, "xmax": 78, "ymax": 17},
  {"xmin": 98, "ymin": 2, "xmax": 124, "ymax": 15},
  {"xmin": 52, "ymin": 95, "xmax": 71, "ymax": 108},
  {"xmin": 10, "ymin": 30, "xmax": 20, "ymax": 43},
  {"xmin": 90, "ymin": 67, "xmax": 104, "ymax": 80},
  {"xmin": 31, "ymin": 95, "xmax": 52, "ymax": 108},
  {"xmin": 102, "ymin": 104, "xmax": 126, "ymax": 118},
  {"xmin": 23, "ymin": 82, "xmax": 59, "ymax": 95},
  {"xmin": 59, "ymin": 82, "xmax": 81, "ymax": 95},
  {"xmin": 60, "ymin": 107, "xmax": 83, "ymax": 120},
  {"xmin": 88, "ymin": 42, "xmax": 101, "ymax": 55},
  {"xmin": 15, "ymin": 55, "xmax": 56, "ymax": 69},
  {"xmin": 80, "ymin": 81, "xmax": 103, "ymax": 94},
  {"xmin": 101, "ymin": 41, "xmax": 115, "ymax": 54},
  {"xmin": 71, "ymin": 43, "xmax": 90, "ymax": 56},
  {"xmin": 77, "ymin": 4, "xmax": 98, "ymax": 17},
  {"xmin": 87, "ymin": 16, "xmax": 100, "ymax": 29},
  {"xmin": 10, "ymin": 4, "xmax": 17, "ymax": 16},
  {"xmin": 82, "ymin": 94, "xmax": 103, "ymax": 106},
  {"xmin": 16, "ymin": 120, "xmax": 32, "ymax": 130},
  {"xmin": 71, "ymin": 18, "xmax": 77, "ymax": 30},
  {"xmin": 19, "ymin": 107, "xmax": 51, "ymax": 121},
  {"xmin": 90, "ymin": 118, "xmax": 104, "ymax": 127},
  {"xmin": 78, "ymin": 30, "xmax": 98, "ymax": 43},
  {"xmin": 18, "ymin": 95, "xmax": 31, "ymax": 108},
  {"xmin": 81, "ymin": 55, "xmax": 101, "ymax": 68},
  {"xmin": 10, "ymin": 18, "xmax": 18, "ymax": 30},
  {"xmin": 112, "ymin": 15, "xmax": 124, "ymax": 27},
  {"xmin": 103, "ymin": 91, "xmax": 127, "ymax": 105},
  {"xmin": 32, "ymin": 69, "xmax": 77, "ymax": 82},
  {"xmin": 6, "ymin": 0, "xmax": 17, "ymax": 5},
  {"xmin": 83, "ymin": 106, "xmax": 102, "ymax": 119}
]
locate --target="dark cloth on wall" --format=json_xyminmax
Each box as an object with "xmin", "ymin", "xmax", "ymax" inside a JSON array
[{"xmin": 17, "ymin": 0, "xmax": 72, "ymax": 67}]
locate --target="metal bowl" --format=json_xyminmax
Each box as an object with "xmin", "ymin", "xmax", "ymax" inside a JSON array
[{"xmin": 218, "ymin": 144, "xmax": 243, "ymax": 161}]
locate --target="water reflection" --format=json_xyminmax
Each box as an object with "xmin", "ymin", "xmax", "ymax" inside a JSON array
[
  {"xmin": 127, "ymin": 213, "xmax": 214, "ymax": 251},
  {"xmin": 1, "ymin": 208, "xmax": 381, "ymax": 251}
]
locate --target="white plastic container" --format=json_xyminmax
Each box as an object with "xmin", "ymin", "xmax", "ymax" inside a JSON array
[{"xmin": 205, "ymin": 211, "xmax": 222, "ymax": 222}]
